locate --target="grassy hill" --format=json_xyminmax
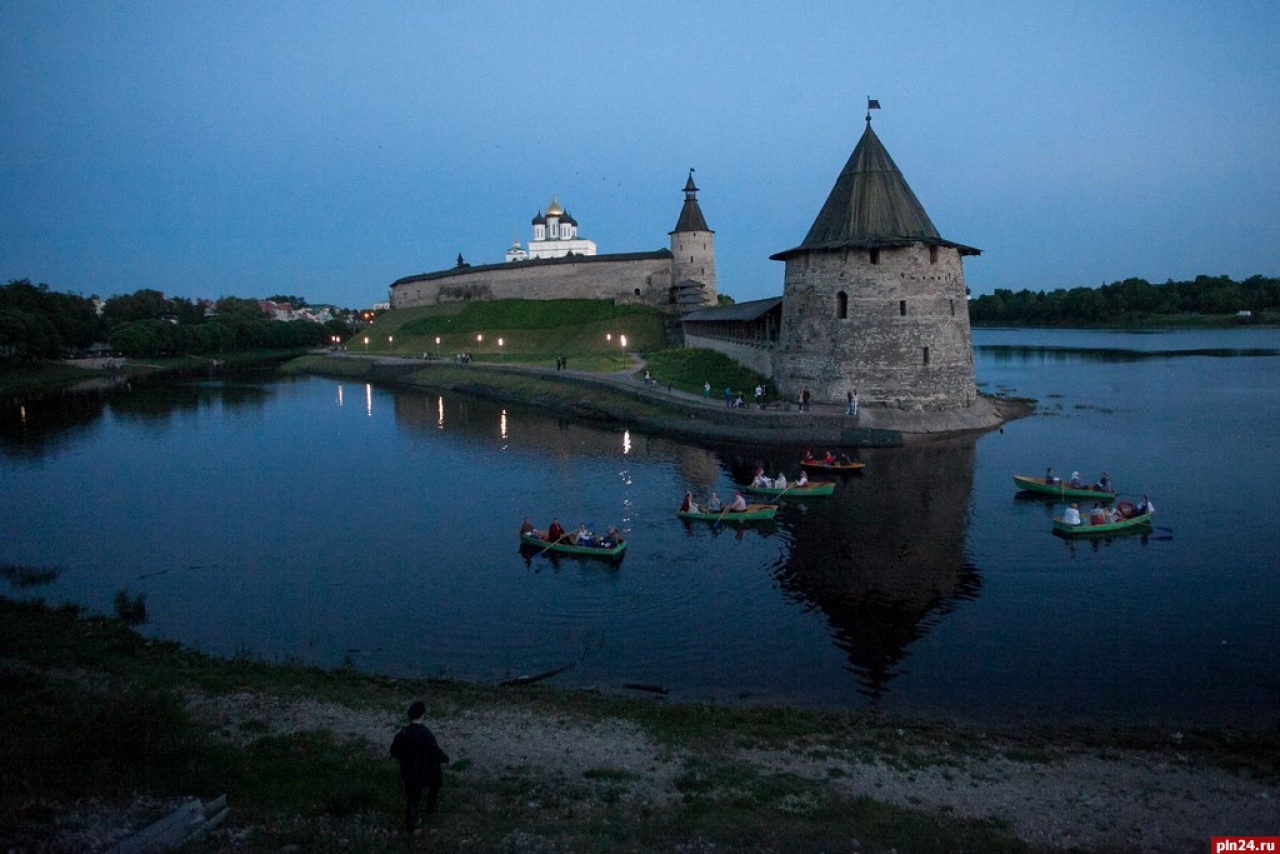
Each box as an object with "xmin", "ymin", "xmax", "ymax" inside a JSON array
[{"xmin": 352, "ymin": 300, "xmax": 668, "ymax": 369}]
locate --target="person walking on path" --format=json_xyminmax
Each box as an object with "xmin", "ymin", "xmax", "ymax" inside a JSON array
[
  {"xmin": 724, "ymin": 386, "xmax": 733, "ymax": 408},
  {"xmin": 703, "ymin": 381, "xmax": 711, "ymax": 399},
  {"xmin": 800, "ymin": 385, "xmax": 811, "ymax": 412},
  {"xmin": 846, "ymin": 388, "xmax": 858, "ymax": 417},
  {"xmin": 390, "ymin": 700, "xmax": 450, "ymax": 834}
]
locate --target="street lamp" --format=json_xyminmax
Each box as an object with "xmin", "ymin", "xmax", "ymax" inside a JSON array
[
  {"xmin": 498, "ymin": 337, "xmax": 504, "ymax": 361},
  {"xmin": 363, "ymin": 336, "xmax": 369, "ymax": 355},
  {"xmin": 388, "ymin": 335, "xmax": 393, "ymax": 352},
  {"xmin": 435, "ymin": 336, "xmax": 440, "ymax": 357}
]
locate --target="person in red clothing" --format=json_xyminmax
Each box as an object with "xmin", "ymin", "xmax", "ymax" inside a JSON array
[{"xmin": 546, "ymin": 518, "xmax": 566, "ymax": 542}]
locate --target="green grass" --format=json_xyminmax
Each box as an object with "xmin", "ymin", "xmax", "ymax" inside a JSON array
[
  {"xmin": 640, "ymin": 348, "xmax": 769, "ymax": 398},
  {"xmin": 353, "ymin": 299, "xmax": 669, "ymax": 362}
]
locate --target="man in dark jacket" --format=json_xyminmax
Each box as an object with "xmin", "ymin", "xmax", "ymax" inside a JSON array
[{"xmin": 389, "ymin": 700, "xmax": 450, "ymax": 833}]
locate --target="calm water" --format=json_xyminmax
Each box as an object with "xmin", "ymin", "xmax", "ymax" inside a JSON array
[{"xmin": 3, "ymin": 328, "xmax": 1278, "ymax": 728}]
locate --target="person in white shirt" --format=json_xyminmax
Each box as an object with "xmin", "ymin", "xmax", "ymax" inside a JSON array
[{"xmin": 1062, "ymin": 503, "xmax": 1082, "ymax": 525}]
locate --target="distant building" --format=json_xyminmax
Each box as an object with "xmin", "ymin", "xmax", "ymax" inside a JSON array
[
  {"xmin": 391, "ymin": 173, "xmax": 716, "ymax": 314},
  {"xmin": 506, "ymin": 196, "xmax": 597, "ymax": 262}
]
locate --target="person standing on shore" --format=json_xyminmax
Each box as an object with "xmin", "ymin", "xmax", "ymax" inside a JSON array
[{"xmin": 390, "ymin": 700, "xmax": 450, "ymax": 834}]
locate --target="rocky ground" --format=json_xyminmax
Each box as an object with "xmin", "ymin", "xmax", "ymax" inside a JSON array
[{"xmin": 36, "ymin": 691, "xmax": 1277, "ymax": 853}]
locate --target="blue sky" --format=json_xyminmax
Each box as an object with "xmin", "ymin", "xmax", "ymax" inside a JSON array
[{"xmin": 3, "ymin": 1, "xmax": 1278, "ymax": 309}]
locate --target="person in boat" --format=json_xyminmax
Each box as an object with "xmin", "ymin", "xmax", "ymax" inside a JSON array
[
  {"xmin": 1088, "ymin": 502, "xmax": 1107, "ymax": 525},
  {"xmin": 1095, "ymin": 472, "xmax": 1113, "ymax": 493},
  {"xmin": 572, "ymin": 524, "xmax": 593, "ymax": 546},
  {"xmin": 679, "ymin": 491, "xmax": 694, "ymax": 513},
  {"xmin": 822, "ymin": 450, "xmax": 835, "ymax": 464},
  {"xmin": 1045, "ymin": 466, "xmax": 1058, "ymax": 484},
  {"xmin": 1071, "ymin": 471, "xmax": 1086, "ymax": 489},
  {"xmin": 751, "ymin": 471, "xmax": 770, "ymax": 488},
  {"xmin": 706, "ymin": 492, "xmax": 722, "ymax": 512},
  {"xmin": 838, "ymin": 453, "xmax": 854, "ymax": 465},
  {"xmin": 1136, "ymin": 494, "xmax": 1155, "ymax": 516},
  {"xmin": 802, "ymin": 449, "xmax": 814, "ymax": 462},
  {"xmin": 729, "ymin": 490, "xmax": 748, "ymax": 512},
  {"xmin": 773, "ymin": 472, "xmax": 787, "ymax": 490},
  {"xmin": 546, "ymin": 518, "xmax": 566, "ymax": 543},
  {"xmin": 796, "ymin": 470, "xmax": 809, "ymax": 487},
  {"xmin": 1062, "ymin": 503, "xmax": 1082, "ymax": 525},
  {"xmin": 520, "ymin": 517, "xmax": 543, "ymax": 539},
  {"xmin": 599, "ymin": 524, "xmax": 623, "ymax": 547}
]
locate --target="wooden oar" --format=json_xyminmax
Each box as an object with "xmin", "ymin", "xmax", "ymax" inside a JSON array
[
  {"xmin": 768, "ymin": 482, "xmax": 795, "ymax": 504},
  {"xmin": 710, "ymin": 503, "xmax": 731, "ymax": 531},
  {"xmin": 535, "ymin": 533, "xmax": 571, "ymax": 557}
]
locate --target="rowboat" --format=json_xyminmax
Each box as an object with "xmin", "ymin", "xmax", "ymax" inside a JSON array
[
  {"xmin": 1013, "ymin": 475, "xmax": 1116, "ymax": 502},
  {"xmin": 519, "ymin": 533, "xmax": 627, "ymax": 558},
  {"xmin": 800, "ymin": 460, "xmax": 865, "ymax": 474},
  {"xmin": 744, "ymin": 481, "xmax": 836, "ymax": 497},
  {"xmin": 677, "ymin": 504, "xmax": 777, "ymax": 522},
  {"xmin": 1051, "ymin": 512, "xmax": 1152, "ymax": 537}
]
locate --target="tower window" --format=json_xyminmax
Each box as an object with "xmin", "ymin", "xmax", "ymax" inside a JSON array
[
  {"xmin": 923, "ymin": 346, "xmax": 930, "ymax": 365},
  {"xmin": 929, "ymin": 245, "xmax": 939, "ymax": 264},
  {"xmin": 869, "ymin": 248, "xmax": 880, "ymax": 265},
  {"xmin": 950, "ymin": 298, "xmax": 955, "ymax": 316},
  {"xmin": 837, "ymin": 291, "xmax": 848, "ymax": 319},
  {"xmin": 899, "ymin": 300, "xmax": 907, "ymax": 316}
]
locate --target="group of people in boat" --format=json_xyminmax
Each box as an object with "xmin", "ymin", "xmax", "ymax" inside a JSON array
[
  {"xmin": 1044, "ymin": 467, "xmax": 1114, "ymax": 493},
  {"xmin": 802, "ymin": 449, "xmax": 855, "ymax": 466},
  {"xmin": 1061, "ymin": 494, "xmax": 1155, "ymax": 526},
  {"xmin": 750, "ymin": 466, "xmax": 808, "ymax": 490},
  {"xmin": 680, "ymin": 490, "xmax": 748, "ymax": 514},
  {"xmin": 520, "ymin": 517, "xmax": 623, "ymax": 549}
]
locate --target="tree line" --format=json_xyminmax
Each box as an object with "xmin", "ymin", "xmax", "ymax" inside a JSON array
[
  {"xmin": 968, "ymin": 275, "xmax": 1280, "ymax": 326},
  {"xmin": 0, "ymin": 280, "xmax": 356, "ymax": 360}
]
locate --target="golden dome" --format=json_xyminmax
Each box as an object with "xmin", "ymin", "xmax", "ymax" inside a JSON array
[{"xmin": 546, "ymin": 195, "xmax": 564, "ymax": 216}]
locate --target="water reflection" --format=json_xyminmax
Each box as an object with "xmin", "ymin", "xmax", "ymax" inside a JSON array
[{"xmin": 771, "ymin": 440, "xmax": 982, "ymax": 700}]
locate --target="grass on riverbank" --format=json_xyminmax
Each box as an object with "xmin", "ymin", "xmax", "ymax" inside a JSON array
[
  {"xmin": 4, "ymin": 595, "xmax": 1276, "ymax": 853},
  {"xmin": 354, "ymin": 300, "xmax": 669, "ymax": 365}
]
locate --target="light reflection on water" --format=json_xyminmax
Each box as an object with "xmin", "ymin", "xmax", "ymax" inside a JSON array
[{"xmin": 1, "ymin": 329, "xmax": 1278, "ymax": 729}]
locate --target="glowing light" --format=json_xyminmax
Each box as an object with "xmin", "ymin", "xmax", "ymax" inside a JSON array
[
  {"xmin": 622, "ymin": 430, "xmax": 632, "ymax": 455},
  {"xmin": 436, "ymin": 395, "xmax": 444, "ymax": 428},
  {"xmin": 500, "ymin": 409, "xmax": 508, "ymax": 439},
  {"xmin": 606, "ymin": 333, "xmax": 612, "ymax": 341},
  {"xmin": 337, "ymin": 385, "xmax": 344, "ymax": 406},
  {"xmin": 365, "ymin": 383, "xmax": 373, "ymax": 417},
  {"xmin": 477, "ymin": 334, "xmax": 483, "ymax": 343},
  {"xmin": 620, "ymin": 334, "xmax": 627, "ymax": 349}
]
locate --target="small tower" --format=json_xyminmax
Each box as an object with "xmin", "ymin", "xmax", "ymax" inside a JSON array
[
  {"xmin": 770, "ymin": 113, "xmax": 979, "ymax": 409},
  {"xmin": 669, "ymin": 170, "xmax": 717, "ymax": 311}
]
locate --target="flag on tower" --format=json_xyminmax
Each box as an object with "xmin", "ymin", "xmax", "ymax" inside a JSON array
[{"xmin": 867, "ymin": 98, "xmax": 881, "ymax": 110}]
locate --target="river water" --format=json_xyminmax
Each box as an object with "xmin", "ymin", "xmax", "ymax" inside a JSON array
[{"xmin": 2, "ymin": 328, "xmax": 1278, "ymax": 728}]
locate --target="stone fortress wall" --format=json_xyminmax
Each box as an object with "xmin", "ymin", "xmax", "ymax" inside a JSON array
[
  {"xmin": 390, "ymin": 251, "xmax": 676, "ymax": 311},
  {"xmin": 773, "ymin": 244, "xmax": 976, "ymax": 409}
]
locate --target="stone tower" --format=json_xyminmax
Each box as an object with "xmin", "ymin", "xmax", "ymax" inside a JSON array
[
  {"xmin": 770, "ymin": 119, "xmax": 979, "ymax": 410},
  {"xmin": 669, "ymin": 171, "xmax": 717, "ymax": 312}
]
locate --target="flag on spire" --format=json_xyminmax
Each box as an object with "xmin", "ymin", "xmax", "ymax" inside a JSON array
[{"xmin": 867, "ymin": 98, "xmax": 881, "ymax": 110}]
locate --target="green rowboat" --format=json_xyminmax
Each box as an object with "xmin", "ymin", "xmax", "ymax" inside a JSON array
[
  {"xmin": 677, "ymin": 504, "xmax": 777, "ymax": 522},
  {"xmin": 520, "ymin": 533, "xmax": 627, "ymax": 558},
  {"xmin": 1013, "ymin": 475, "xmax": 1116, "ymax": 502},
  {"xmin": 744, "ymin": 481, "xmax": 836, "ymax": 497},
  {"xmin": 1051, "ymin": 512, "xmax": 1152, "ymax": 537}
]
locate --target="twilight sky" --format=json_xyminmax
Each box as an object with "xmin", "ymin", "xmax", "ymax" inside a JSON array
[{"xmin": 3, "ymin": 1, "xmax": 1278, "ymax": 309}]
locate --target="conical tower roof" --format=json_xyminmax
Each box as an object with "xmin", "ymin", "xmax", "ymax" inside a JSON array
[
  {"xmin": 671, "ymin": 171, "xmax": 712, "ymax": 234},
  {"xmin": 771, "ymin": 123, "xmax": 977, "ymax": 259}
]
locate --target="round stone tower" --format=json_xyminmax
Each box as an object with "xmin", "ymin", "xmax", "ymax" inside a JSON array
[
  {"xmin": 770, "ymin": 119, "xmax": 979, "ymax": 410},
  {"xmin": 669, "ymin": 171, "xmax": 717, "ymax": 312}
]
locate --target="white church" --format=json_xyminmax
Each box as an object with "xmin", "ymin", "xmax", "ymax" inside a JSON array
[{"xmin": 504, "ymin": 196, "xmax": 598, "ymax": 262}]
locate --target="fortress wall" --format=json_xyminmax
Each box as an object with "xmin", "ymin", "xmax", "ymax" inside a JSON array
[
  {"xmin": 684, "ymin": 332, "xmax": 776, "ymax": 379},
  {"xmin": 391, "ymin": 255, "xmax": 674, "ymax": 310},
  {"xmin": 774, "ymin": 245, "xmax": 977, "ymax": 409}
]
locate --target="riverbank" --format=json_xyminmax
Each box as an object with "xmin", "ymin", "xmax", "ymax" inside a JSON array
[
  {"xmin": 2, "ymin": 598, "xmax": 1276, "ymax": 853},
  {"xmin": 288, "ymin": 353, "xmax": 1031, "ymax": 447}
]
